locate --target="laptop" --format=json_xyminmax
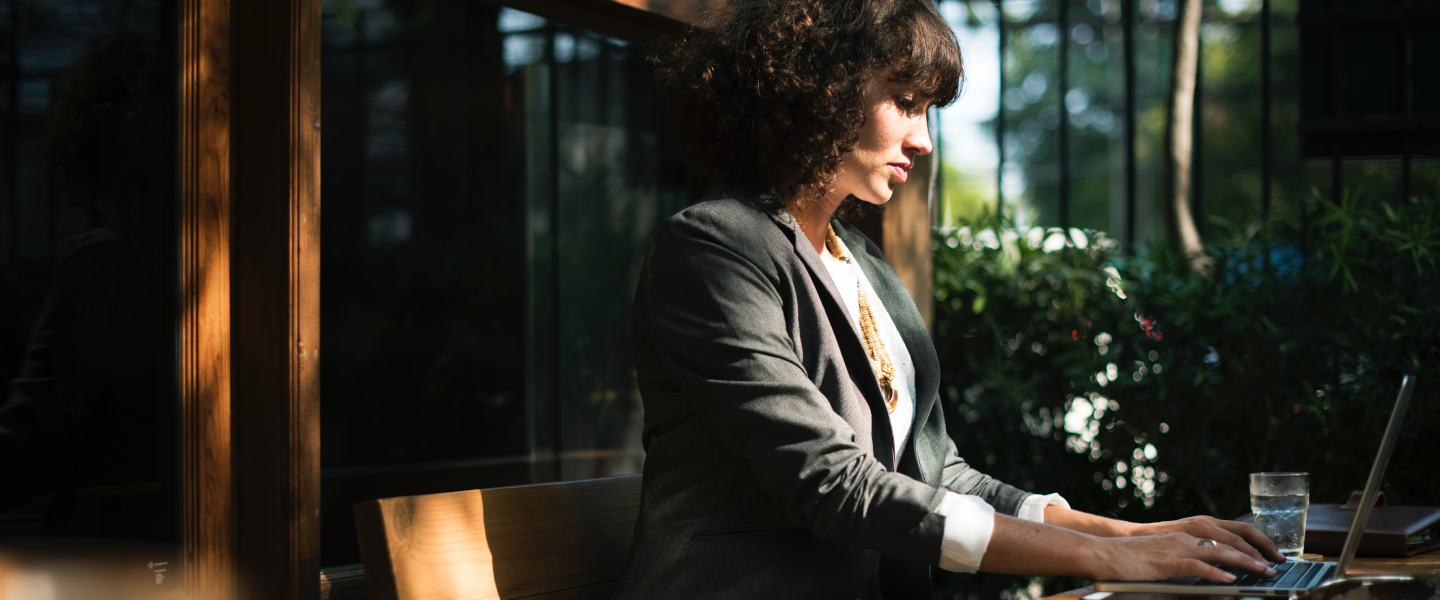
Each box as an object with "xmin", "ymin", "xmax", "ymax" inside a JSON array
[{"xmin": 1093, "ymin": 375, "xmax": 1417, "ymax": 597}]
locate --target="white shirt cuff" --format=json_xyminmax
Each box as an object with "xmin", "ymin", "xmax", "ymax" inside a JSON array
[
  {"xmin": 1016, "ymin": 493, "xmax": 1071, "ymax": 523},
  {"xmin": 934, "ymin": 492, "xmax": 996, "ymax": 573}
]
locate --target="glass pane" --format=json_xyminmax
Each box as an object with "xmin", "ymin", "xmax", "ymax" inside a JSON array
[
  {"xmin": 1066, "ymin": 0, "xmax": 1125, "ymax": 233},
  {"xmin": 937, "ymin": 0, "xmax": 1002, "ymax": 225},
  {"xmin": 0, "ymin": 0, "xmax": 180, "ymax": 585},
  {"xmin": 320, "ymin": 1, "xmax": 530, "ymax": 471},
  {"xmin": 1416, "ymin": 21, "xmax": 1439, "ymax": 116},
  {"xmin": 1341, "ymin": 161, "xmax": 1403, "ymax": 204},
  {"xmin": 1002, "ymin": 0, "xmax": 1063, "ymax": 228},
  {"xmin": 1271, "ymin": 0, "xmax": 1335, "ymax": 220},
  {"xmin": 1415, "ymin": 160, "xmax": 1440, "ymax": 201},
  {"xmin": 554, "ymin": 32, "xmax": 684, "ymax": 480},
  {"xmin": 319, "ymin": 0, "xmax": 685, "ymax": 567},
  {"xmin": 1127, "ymin": 0, "xmax": 1177, "ymax": 245},
  {"xmin": 1197, "ymin": 0, "xmax": 1264, "ymax": 231}
]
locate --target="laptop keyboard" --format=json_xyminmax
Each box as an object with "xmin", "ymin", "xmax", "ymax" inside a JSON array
[{"xmin": 1199, "ymin": 561, "xmax": 1325, "ymax": 588}]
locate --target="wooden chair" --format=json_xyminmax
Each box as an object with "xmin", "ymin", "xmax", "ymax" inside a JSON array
[{"xmin": 354, "ymin": 475, "xmax": 642, "ymax": 600}]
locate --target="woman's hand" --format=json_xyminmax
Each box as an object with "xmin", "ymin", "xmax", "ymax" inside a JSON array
[
  {"xmin": 1085, "ymin": 532, "xmax": 1278, "ymax": 583},
  {"xmin": 979, "ymin": 514, "xmax": 1277, "ymax": 582},
  {"xmin": 1123, "ymin": 516, "xmax": 1286, "ymax": 564}
]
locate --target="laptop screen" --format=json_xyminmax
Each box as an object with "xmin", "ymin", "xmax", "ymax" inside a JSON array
[{"xmin": 1335, "ymin": 375, "xmax": 1416, "ymax": 578}]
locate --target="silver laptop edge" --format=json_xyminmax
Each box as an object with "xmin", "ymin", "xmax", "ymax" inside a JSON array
[
  {"xmin": 1334, "ymin": 374, "xmax": 1415, "ymax": 580},
  {"xmin": 1094, "ymin": 375, "xmax": 1416, "ymax": 597}
]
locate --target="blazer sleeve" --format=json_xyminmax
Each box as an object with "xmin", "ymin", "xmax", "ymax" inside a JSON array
[
  {"xmin": 635, "ymin": 215, "xmax": 950, "ymax": 567},
  {"xmin": 936, "ymin": 420, "xmax": 1031, "ymax": 518}
]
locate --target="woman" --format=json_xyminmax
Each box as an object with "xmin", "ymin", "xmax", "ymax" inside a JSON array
[{"xmin": 614, "ymin": 1, "xmax": 1282, "ymax": 598}]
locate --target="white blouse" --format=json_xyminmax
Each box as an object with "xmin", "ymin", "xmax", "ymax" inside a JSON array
[{"xmin": 818, "ymin": 234, "xmax": 917, "ymax": 461}]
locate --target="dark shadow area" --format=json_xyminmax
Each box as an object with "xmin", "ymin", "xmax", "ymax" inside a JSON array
[
  {"xmin": 318, "ymin": 0, "xmax": 687, "ymax": 567},
  {"xmin": 0, "ymin": 1, "xmax": 179, "ymax": 589}
]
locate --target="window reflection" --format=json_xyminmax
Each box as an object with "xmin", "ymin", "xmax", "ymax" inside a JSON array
[
  {"xmin": 319, "ymin": 1, "xmax": 686, "ymax": 566},
  {"xmin": 0, "ymin": 0, "xmax": 178, "ymax": 574}
]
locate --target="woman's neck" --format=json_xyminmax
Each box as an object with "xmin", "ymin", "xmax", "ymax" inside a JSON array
[{"xmin": 788, "ymin": 189, "xmax": 848, "ymax": 255}]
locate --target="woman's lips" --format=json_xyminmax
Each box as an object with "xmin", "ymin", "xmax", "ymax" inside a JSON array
[{"xmin": 890, "ymin": 163, "xmax": 910, "ymax": 183}]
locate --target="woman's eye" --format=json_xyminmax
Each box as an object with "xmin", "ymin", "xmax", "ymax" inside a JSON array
[{"xmin": 895, "ymin": 95, "xmax": 924, "ymax": 116}]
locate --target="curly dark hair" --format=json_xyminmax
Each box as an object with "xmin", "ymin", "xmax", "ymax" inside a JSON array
[{"xmin": 653, "ymin": 0, "xmax": 962, "ymax": 205}]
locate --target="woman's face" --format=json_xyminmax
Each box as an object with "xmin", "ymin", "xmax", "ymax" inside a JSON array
[{"xmin": 829, "ymin": 72, "xmax": 934, "ymax": 205}]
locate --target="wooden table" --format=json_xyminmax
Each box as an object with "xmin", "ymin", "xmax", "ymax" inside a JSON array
[{"xmin": 1042, "ymin": 552, "xmax": 1440, "ymax": 600}]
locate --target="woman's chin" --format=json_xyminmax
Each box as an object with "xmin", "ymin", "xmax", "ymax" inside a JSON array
[{"xmin": 855, "ymin": 190, "xmax": 894, "ymax": 206}]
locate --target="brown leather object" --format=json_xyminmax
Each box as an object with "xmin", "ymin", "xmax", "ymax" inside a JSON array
[
  {"xmin": 1341, "ymin": 490, "xmax": 1388, "ymax": 510},
  {"xmin": 1237, "ymin": 498, "xmax": 1440, "ymax": 557}
]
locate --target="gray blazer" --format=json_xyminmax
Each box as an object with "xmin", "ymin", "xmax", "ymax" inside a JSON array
[{"xmin": 614, "ymin": 187, "xmax": 1030, "ymax": 600}]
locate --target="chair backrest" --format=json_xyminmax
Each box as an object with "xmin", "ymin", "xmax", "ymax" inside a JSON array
[{"xmin": 354, "ymin": 475, "xmax": 642, "ymax": 600}]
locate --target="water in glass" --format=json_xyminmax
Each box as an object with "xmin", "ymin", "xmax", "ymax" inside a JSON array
[{"xmin": 1253, "ymin": 492, "xmax": 1309, "ymax": 558}]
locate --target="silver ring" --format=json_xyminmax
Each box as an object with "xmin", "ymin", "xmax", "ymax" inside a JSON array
[{"xmin": 1198, "ymin": 539, "xmax": 1217, "ymax": 547}]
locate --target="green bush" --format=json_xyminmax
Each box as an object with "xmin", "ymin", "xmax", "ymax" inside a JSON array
[{"xmin": 930, "ymin": 195, "xmax": 1439, "ymax": 598}]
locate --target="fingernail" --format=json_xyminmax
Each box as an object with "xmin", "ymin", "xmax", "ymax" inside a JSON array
[
  {"xmin": 1266, "ymin": 567, "xmax": 1277, "ymax": 577},
  {"xmin": 1224, "ymin": 573, "xmax": 1237, "ymax": 583}
]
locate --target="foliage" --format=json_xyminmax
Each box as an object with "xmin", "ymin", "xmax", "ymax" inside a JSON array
[
  {"xmin": 930, "ymin": 195, "xmax": 1440, "ymax": 598},
  {"xmin": 939, "ymin": 161, "xmax": 995, "ymax": 224}
]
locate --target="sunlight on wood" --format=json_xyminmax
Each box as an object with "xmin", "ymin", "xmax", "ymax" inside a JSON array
[{"xmin": 356, "ymin": 476, "xmax": 641, "ymax": 600}]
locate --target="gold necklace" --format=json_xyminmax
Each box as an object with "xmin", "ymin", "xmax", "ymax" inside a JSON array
[{"xmin": 825, "ymin": 225, "xmax": 898, "ymax": 414}]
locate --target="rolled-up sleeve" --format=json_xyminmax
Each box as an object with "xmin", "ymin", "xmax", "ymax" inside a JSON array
[
  {"xmin": 934, "ymin": 492, "xmax": 995, "ymax": 573},
  {"xmin": 933, "ymin": 492, "xmax": 1071, "ymax": 573},
  {"xmin": 1017, "ymin": 493, "xmax": 1071, "ymax": 523}
]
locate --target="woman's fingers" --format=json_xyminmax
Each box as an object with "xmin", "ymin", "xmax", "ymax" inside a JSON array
[
  {"xmin": 1092, "ymin": 532, "xmax": 1278, "ymax": 583},
  {"xmin": 1208, "ymin": 524, "xmax": 1266, "ymax": 563},
  {"xmin": 1200, "ymin": 542, "xmax": 1277, "ymax": 579},
  {"xmin": 1214, "ymin": 519, "xmax": 1287, "ymax": 563},
  {"xmin": 1180, "ymin": 558, "xmax": 1238, "ymax": 584},
  {"xmin": 1182, "ymin": 517, "xmax": 1276, "ymax": 564}
]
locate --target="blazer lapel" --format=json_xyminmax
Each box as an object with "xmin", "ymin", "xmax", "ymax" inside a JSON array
[
  {"xmin": 834, "ymin": 220, "xmax": 941, "ymax": 480},
  {"xmin": 737, "ymin": 189, "xmax": 897, "ymax": 470}
]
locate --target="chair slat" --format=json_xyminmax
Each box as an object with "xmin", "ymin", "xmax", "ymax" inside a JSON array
[{"xmin": 355, "ymin": 475, "xmax": 641, "ymax": 600}]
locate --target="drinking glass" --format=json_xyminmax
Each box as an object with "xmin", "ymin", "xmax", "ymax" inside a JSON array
[{"xmin": 1250, "ymin": 472, "xmax": 1310, "ymax": 559}]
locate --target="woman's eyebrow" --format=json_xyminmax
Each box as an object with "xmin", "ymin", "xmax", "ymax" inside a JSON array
[{"xmin": 882, "ymin": 79, "xmax": 915, "ymax": 92}]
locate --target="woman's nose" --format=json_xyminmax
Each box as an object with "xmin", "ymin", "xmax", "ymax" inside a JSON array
[{"xmin": 906, "ymin": 114, "xmax": 933, "ymax": 156}]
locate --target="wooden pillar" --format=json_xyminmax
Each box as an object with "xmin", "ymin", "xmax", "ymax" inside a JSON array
[
  {"xmin": 232, "ymin": 0, "xmax": 321, "ymax": 598},
  {"xmin": 180, "ymin": 0, "xmax": 235, "ymax": 597},
  {"xmin": 883, "ymin": 152, "xmax": 936, "ymax": 333}
]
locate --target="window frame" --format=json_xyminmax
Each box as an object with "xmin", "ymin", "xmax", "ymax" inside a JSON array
[{"xmin": 178, "ymin": 0, "xmax": 324, "ymax": 597}]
